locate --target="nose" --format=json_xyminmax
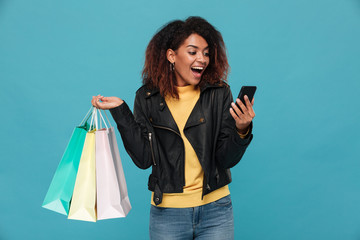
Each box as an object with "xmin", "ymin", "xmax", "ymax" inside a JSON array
[{"xmin": 196, "ymin": 52, "xmax": 206, "ymax": 64}]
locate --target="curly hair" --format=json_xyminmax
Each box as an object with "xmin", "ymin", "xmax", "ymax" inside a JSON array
[{"xmin": 142, "ymin": 16, "xmax": 229, "ymax": 98}]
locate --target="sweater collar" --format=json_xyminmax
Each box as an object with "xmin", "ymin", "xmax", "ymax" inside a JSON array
[{"xmin": 143, "ymin": 82, "xmax": 224, "ymax": 99}]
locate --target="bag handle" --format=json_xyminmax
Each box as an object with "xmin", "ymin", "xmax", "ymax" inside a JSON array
[
  {"xmin": 89, "ymin": 107, "xmax": 98, "ymax": 131},
  {"xmin": 80, "ymin": 106, "xmax": 111, "ymax": 131},
  {"xmin": 96, "ymin": 109, "xmax": 109, "ymax": 130},
  {"xmin": 102, "ymin": 110, "xmax": 113, "ymax": 128},
  {"xmin": 79, "ymin": 106, "xmax": 93, "ymax": 126},
  {"xmin": 91, "ymin": 108, "xmax": 108, "ymax": 130}
]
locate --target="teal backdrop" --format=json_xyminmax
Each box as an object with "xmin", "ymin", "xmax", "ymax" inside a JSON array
[{"xmin": 1, "ymin": 0, "xmax": 360, "ymax": 239}]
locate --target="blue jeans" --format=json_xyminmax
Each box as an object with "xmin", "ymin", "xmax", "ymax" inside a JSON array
[{"xmin": 149, "ymin": 195, "xmax": 234, "ymax": 240}]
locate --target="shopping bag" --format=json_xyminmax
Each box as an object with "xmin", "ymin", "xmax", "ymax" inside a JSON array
[
  {"xmin": 108, "ymin": 127, "xmax": 131, "ymax": 216},
  {"xmin": 42, "ymin": 108, "xmax": 91, "ymax": 215},
  {"xmin": 68, "ymin": 109, "xmax": 97, "ymax": 222},
  {"xmin": 95, "ymin": 110, "xmax": 131, "ymax": 220}
]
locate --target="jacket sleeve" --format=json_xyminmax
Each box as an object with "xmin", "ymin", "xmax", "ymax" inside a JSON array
[
  {"xmin": 215, "ymin": 86, "xmax": 253, "ymax": 169},
  {"xmin": 109, "ymin": 92, "xmax": 153, "ymax": 169}
]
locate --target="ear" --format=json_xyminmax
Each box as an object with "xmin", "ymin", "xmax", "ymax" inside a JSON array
[{"xmin": 166, "ymin": 49, "xmax": 176, "ymax": 63}]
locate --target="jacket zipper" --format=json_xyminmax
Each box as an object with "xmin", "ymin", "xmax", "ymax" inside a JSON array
[
  {"xmin": 152, "ymin": 124, "xmax": 181, "ymax": 138},
  {"xmin": 148, "ymin": 132, "xmax": 156, "ymax": 166}
]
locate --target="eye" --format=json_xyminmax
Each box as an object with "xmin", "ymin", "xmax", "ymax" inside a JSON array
[
  {"xmin": 204, "ymin": 52, "xmax": 210, "ymax": 57},
  {"xmin": 188, "ymin": 51, "xmax": 196, "ymax": 55}
]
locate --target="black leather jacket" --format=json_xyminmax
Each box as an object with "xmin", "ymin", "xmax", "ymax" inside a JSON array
[{"xmin": 110, "ymin": 82, "xmax": 253, "ymax": 205}]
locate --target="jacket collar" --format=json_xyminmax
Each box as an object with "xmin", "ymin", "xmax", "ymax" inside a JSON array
[
  {"xmin": 200, "ymin": 82, "xmax": 223, "ymax": 93},
  {"xmin": 142, "ymin": 82, "xmax": 224, "ymax": 99}
]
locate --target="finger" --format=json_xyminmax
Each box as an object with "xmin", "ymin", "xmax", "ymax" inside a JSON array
[
  {"xmin": 245, "ymin": 96, "xmax": 255, "ymax": 118},
  {"xmin": 244, "ymin": 95, "xmax": 252, "ymax": 109},
  {"xmin": 100, "ymin": 96, "xmax": 109, "ymax": 102},
  {"xmin": 91, "ymin": 96, "xmax": 97, "ymax": 107},
  {"xmin": 231, "ymin": 102, "xmax": 243, "ymax": 117},
  {"xmin": 96, "ymin": 94, "xmax": 103, "ymax": 102},
  {"xmin": 93, "ymin": 101, "xmax": 99, "ymax": 109},
  {"xmin": 244, "ymin": 96, "xmax": 255, "ymax": 117},
  {"xmin": 239, "ymin": 97, "xmax": 254, "ymax": 120},
  {"xmin": 248, "ymin": 104, "xmax": 255, "ymax": 118},
  {"xmin": 96, "ymin": 101, "xmax": 105, "ymax": 109},
  {"xmin": 96, "ymin": 97, "xmax": 103, "ymax": 108},
  {"xmin": 229, "ymin": 108, "xmax": 240, "ymax": 122},
  {"xmin": 251, "ymin": 110, "xmax": 255, "ymax": 118},
  {"xmin": 93, "ymin": 96, "xmax": 102, "ymax": 108},
  {"xmin": 236, "ymin": 98, "xmax": 248, "ymax": 115},
  {"xmin": 96, "ymin": 101, "xmax": 106, "ymax": 109},
  {"xmin": 247, "ymin": 108, "xmax": 255, "ymax": 119}
]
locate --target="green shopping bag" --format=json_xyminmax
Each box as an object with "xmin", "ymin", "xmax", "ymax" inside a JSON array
[{"xmin": 42, "ymin": 108, "xmax": 91, "ymax": 215}]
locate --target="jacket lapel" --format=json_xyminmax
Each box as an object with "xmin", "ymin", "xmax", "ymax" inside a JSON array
[
  {"xmin": 144, "ymin": 90, "xmax": 180, "ymax": 135},
  {"xmin": 184, "ymin": 99, "xmax": 206, "ymax": 130},
  {"xmin": 155, "ymin": 99, "xmax": 181, "ymax": 134},
  {"xmin": 144, "ymin": 82, "xmax": 223, "ymax": 133},
  {"xmin": 185, "ymin": 82, "xmax": 223, "ymax": 129}
]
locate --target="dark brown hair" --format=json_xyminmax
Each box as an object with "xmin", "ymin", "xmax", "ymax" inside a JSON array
[{"xmin": 142, "ymin": 16, "xmax": 229, "ymax": 98}]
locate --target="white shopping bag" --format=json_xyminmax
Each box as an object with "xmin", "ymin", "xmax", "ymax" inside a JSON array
[{"xmin": 95, "ymin": 110, "xmax": 131, "ymax": 220}]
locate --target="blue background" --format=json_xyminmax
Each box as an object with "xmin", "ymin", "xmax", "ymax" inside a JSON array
[{"xmin": 1, "ymin": 0, "xmax": 360, "ymax": 239}]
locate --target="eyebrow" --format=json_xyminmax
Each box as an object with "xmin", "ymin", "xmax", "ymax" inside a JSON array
[{"xmin": 186, "ymin": 45, "xmax": 209, "ymax": 50}]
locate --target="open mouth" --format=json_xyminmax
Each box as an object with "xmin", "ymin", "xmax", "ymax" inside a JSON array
[{"xmin": 191, "ymin": 66, "xmax": 204, "ymax": 78}]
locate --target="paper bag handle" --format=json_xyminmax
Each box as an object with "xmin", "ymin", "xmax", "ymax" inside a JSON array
[{"xmin": 79, "ymin": 106, "xmax": 93, "ymax": 126}]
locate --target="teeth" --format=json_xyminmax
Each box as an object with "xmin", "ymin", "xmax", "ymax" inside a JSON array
[{"xmin": 192, "ymin": 66, "xmax": 204, "ymax": 70}]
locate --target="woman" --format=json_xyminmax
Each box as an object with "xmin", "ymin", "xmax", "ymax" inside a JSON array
[{"xmin": 92, "ymin": 16, "xmax": 255, "ymax": 240}]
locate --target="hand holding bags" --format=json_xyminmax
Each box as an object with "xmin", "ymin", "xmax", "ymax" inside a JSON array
[{"xmin": 43, "ymin": 107, "xmax": 131, "ymax": 222}]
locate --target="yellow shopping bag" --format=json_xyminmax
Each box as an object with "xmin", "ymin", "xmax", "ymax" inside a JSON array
[{"xmin": 68, "ymin": 128, "xmax": 97, "ymax": 222}]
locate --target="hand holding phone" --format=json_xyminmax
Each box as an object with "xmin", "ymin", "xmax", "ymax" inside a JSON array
[{"xmin": 230, "ymin": 86, "xmax": 256, "ymax": 136}]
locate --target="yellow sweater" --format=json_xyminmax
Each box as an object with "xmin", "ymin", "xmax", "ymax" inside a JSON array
[{"xmin": 151, "ymin": 85, "xmax": 229, "ymax": 208}]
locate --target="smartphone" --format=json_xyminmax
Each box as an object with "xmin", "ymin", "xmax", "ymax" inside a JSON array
[{"xmin": 235, "ymin": 86, "xmax": 257, "ymax": 113}]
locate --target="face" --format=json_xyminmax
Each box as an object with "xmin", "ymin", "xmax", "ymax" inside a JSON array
[{"xmin": 168, "ymin": 34, "xmax": 210, "ymax": 87}]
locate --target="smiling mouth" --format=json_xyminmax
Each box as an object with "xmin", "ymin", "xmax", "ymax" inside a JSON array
[{"xmin": 191, "ymin": 66, "xmax": 204, "ymax": 78}]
